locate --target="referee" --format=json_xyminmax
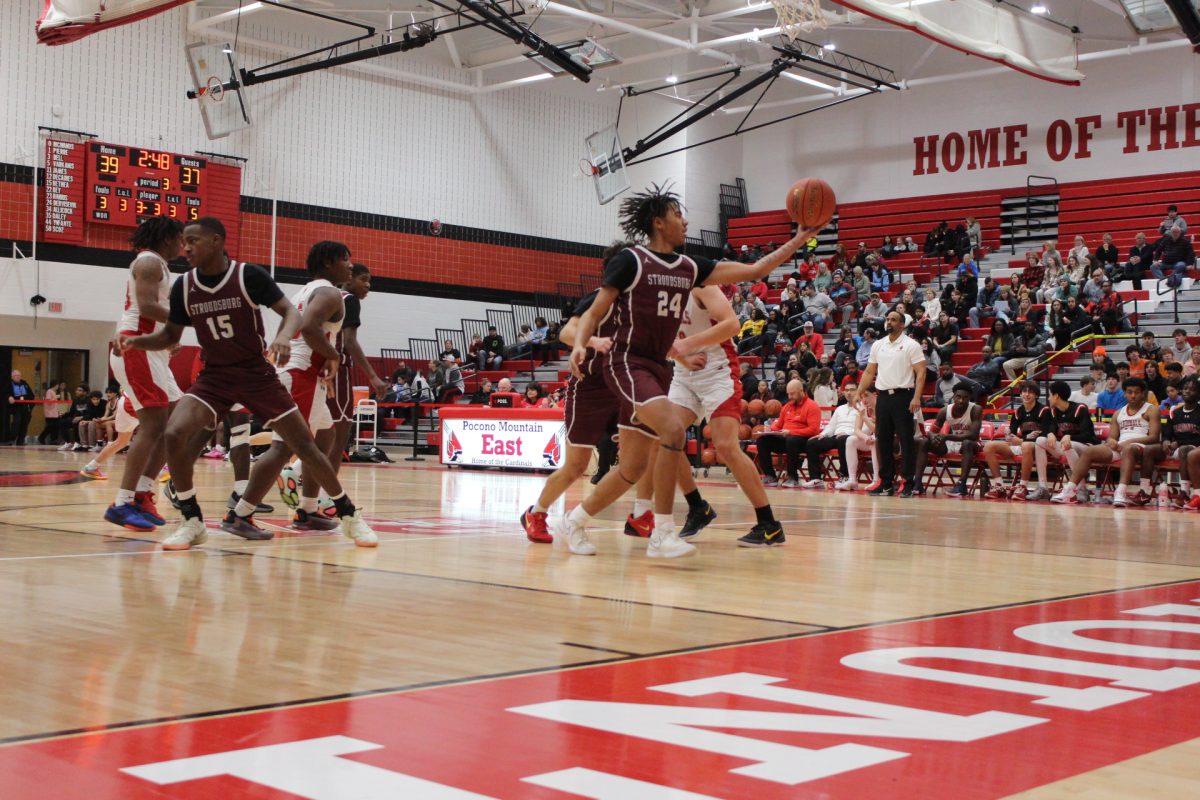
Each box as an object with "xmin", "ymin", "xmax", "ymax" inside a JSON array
[{"xmin": 854, "ymin": 310, "xmax": 926, "ymax": 496}]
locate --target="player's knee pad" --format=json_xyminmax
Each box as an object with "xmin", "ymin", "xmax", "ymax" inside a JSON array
[{"xmin": 230, "ymin": 423, "xmax": 251, "ymax": 450}]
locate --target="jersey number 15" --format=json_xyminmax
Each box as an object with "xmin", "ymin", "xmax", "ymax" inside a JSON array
[{"xmin": 205, "ymin": 315, "xmax": 234, "ymax": 340}]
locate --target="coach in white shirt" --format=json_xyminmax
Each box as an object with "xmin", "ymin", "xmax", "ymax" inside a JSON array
[{"xmin": 855, "ymin": 309, "xmax": 926, "ymax": 496}]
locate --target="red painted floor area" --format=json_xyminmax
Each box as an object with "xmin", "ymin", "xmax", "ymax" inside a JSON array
[{"xmin": 3, "ymin": 580, "xmax": 1200, "ymax": 798}]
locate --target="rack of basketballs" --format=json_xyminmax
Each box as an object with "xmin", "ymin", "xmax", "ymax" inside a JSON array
[{"xmin": 694, "ymin": 397, "xmax": 784, "ymax": 476}]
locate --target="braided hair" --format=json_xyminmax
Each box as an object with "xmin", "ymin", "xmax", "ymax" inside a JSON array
[
  {"xmin": 617, "ymin": 182, "xmax": 680, "ymax": 242},
  {"xmin": 129, "ymin": 216, "xmax": 183, "ymax": 251},
  {"xmin": 306, "ymin": 240, "xmax": 351, "ymax": 275}
]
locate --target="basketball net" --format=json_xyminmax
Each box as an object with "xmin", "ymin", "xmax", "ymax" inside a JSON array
[{"xmin": 771, "ymin": 0, "xmax": 827, "ymax": 42}]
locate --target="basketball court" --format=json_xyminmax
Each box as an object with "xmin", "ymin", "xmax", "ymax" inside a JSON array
[{"xmin": 5, "ymin": 0, "xmax": 1200, "ymax": 797}]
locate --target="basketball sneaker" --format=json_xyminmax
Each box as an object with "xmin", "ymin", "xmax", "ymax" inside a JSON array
[
  {"xmin": 761, "ymin": 475, "xmax": 780, "ymax": 487},
  {"xmin": 79, "ymin": 464, "xmax": 106, "ymax": 480},
  {"xmin": 863, "ymin": 478, "xmax": 882, "ymax": 492},
  {"xmin": 623, "ymin": 510, "xmax": 654, "ymax": 538},
  {"xmin": 1027, "ymin": 486, "xmax": 1050, "ymax": 501},
  {"xmin": 157, "ymin": 466, "xmax": 171, "ymax": 482},
  {"xmin": 987, "ymin": 484, "xmax": 1012, "ymax": 500},
  {"xmin": 340, "ymin": 509, "xmax": 379, "ymax": 547},
  {"xmin": 227, "ymin": 491, "xmax": 275, "ymax": 514},
  {"xmin": 680, "ymin": 502, "xmax": 716, "ymax": 539},
  {"xmin": 867, "ymin": 483, "xmax": 895, "ymax": 496},
  {"xmin": 1128, "ymin": 489, "xmax": 1153, "ymax": 507},
  {"xmin": 779, "ymin": 478, "xmax": 800, "ymax": 488},
  {"xmin": 800, "ymin": 478, "xmax": 825, "ymax": 489},
  {"xmin": 1186, "ymin": 495, "xmax": 1200, "ymax": 511},
  {"xmin": 1171, "ymin": 489, "xmax": 1189, "ymax": 509},
  {"xmin": 1050, "ymin": 486, "xmax": 1080, "ymax": 504},
  {"xmin": 833, "ymin": 479, "xmax": 857, "ymax": 491},
  {"xmin": 161, "ymin": 517, "xmax": 207, "ymax": 551},
  {"xmin": 220, "ymin": 511, "xmax": 274, "ymax": 541},
  {"xmin": 521, "ymin": 506, "xmax": 552, "ymax": 543},
  {"xmin": 561, "ymin": 516, "xmax": 596, "ymax": 556},
  {"xmin": 737, "ymin": 521, "xmax": 786, "ymax": 547},
  {"xmin": 291, "ymin": 509, "xmax": 339, "ymax": 531},
  {"xmin": 1112, "ymin": 488, "xmax": 1130, "ymax": 508},
  {"xmin": 163, "ymin": 479, "xmax": 181, "ymax": 510},
  {"xmin": 134, "ymin": 491, "xmax": 166, "ymax": 526},
  {"xmin": 318, "ymin": 497, "xmax": 338, "ymax": 519},
  {"xmin": 944, "ymin": 482, "xmax": 968, "ymax": 498},
  {"xmin": 647, "ymin": 528, "xmax": 696, "ymax": 558},
  {"xmin": 104, "ymin": 502, "xmax": 158, "ymax": 532}
]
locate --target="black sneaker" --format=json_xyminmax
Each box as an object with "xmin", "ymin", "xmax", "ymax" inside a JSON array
[
  {"xmin": 900, "ymin": 482, "xmax": 923, "ymax": 498},
  {"xmin": 867, "ymin": 483, "xmax": 895, "ymax": 496},
  {"xmin": 680, "ymin": 501, "xmax": 717, "ymax": 539},
  {"xmin": 737, "ymin": 521, "xmax": 786, "ymax": 547},
  {"xmin": 164, "ymin": 479, "xmax": 181, "ymax": 510},
  {"xmin": 219, "ymin": 510, "xmax": 274, "ymax": 541},
  {"xmin": 228, "ymin": 491, "xmax": 275, "ymax": 514}
]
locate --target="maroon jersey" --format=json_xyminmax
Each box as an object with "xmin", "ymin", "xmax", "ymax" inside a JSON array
[
  {"xmin": 170, "ymin": 261, "xmax": 284, "ymax": 368},
  {"xmin": 597, "ymin": 246, "xmax": 714, "ymax": 361}
]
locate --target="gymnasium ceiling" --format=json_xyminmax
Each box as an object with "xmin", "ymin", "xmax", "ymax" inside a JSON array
[{"xmin": 187, "ymin": 0, "xmax": 1191, "ymax": 105}]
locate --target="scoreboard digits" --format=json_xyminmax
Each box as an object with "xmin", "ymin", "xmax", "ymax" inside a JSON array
[{"xmin": 85, "ymin": 142, "xmax": 208, "ymax": 226}]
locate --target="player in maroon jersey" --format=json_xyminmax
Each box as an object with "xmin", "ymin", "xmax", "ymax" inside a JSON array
[
  {"xmin": 119, "ymin": 218, "xmax": 377, "ymax": 550},
  {"xmin": 562, "ymin": 184, "xmax": 822, "ymax": 558}
]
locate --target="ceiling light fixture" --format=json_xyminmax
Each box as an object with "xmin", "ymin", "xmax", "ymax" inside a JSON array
[
  {"xmin": 1030, "ymin": 4, "xmax": 1048, "ymax": 14},
  {"xmin": 666, "ymin": 74, "xmax": 678, "ymax": 83},
  {"xmin": 822, "ymin": 42, "xmax": 836, "ymax": 50}
]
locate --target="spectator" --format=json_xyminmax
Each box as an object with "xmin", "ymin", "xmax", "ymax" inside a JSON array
[
  {"xmin": 968, "ymin": 277, "xmax": 1000, "ymax": 329},
  {"xmin": 1116, "ymin": 361, "xmax": 1131, "ymax": 383},
  {"xmin": 983, "ymin": 319, "xmax": 1014, "ymax": 362},
  {"xmin": 1125, "ymin": 346, "xmax": 1147, "ymax": 378},
  {"xmin": 756, "ymin": 379, "xmax": 822, "ymax": 487},
  {"xmin": 1095, "ymin": 234, "xmax": 1119, "ymax": 276},
  {"xmin": 1122, "ymin": 232, "xmax": 1153, "ymax": 288},
  {"xmin": 914, "ymin": 383, "xmax": 983, "ymax": 497},
  {"xmin": 1140, "ymin": 330, "xmax": 1162, "ymax": 362},
  {"xmin": 798, "ymin": 285, "xmax": 834, "ymax": 334},
  {"xmin": 855, "ymin": 326, "xmax": 877, "ymax": 368},
  {"xmin": 929, "ymin": 311, "xmax": 960, "ymax": 364},
  {"xmin": 1022, "ymin": 250, "xmax": 1045, "ymax": 289},
  {"xmin": 851, "ymin": 265, "xmax": 871, "ymax": 303},
  {"xmin": 737, "ymin": 308, "xmax": 768, "ymax": 354},
  {"xmin": 749, "ymin": 277, "xmax": 769, "ymax": 301},
  {"xmin": 751, "ymin": 379, "xmax": 774, "ymax": 406},
  {"xmin": 808, "ymin": 367, "xmax": 838, "ymax": 409},
  {"xmin": 1151, "ymin": 225, "xmax": 1196, "ymax": 285},
  {"xmin": 1003, "ymin": 320, "xmax": 1048, "ymax": 381},
  {"xmin": 1015, "ymin": 298, "xmax": 1042, "ymax": 327},
  {"xmin": 966, "ymin": 346, "xmax": 1001, "ymax": 393},
  {"xmin": 1159, "ymin": 204, "xmax": 1187, "ymax": 236},
  {"xmin": 1187, "ymin": 349, "xmax": 1200, "ymax": 377},
  {"xmin": 859, "ymin": 292, "xmax": 888, "ymax": 335},
  {"xmin": 1090, "ymin": 345, "xmax": 1115, "ymax": 376},
  {"xmin": 1160, "ymin": 382, "xmax": 1183, "ymax": 414},
  {"xmin": 528, "ymin": 317, "xmax": 551, "ymax": 361},
  {"xmin": 774, "ymin": 339, "xmax": 796, "ymax": 374},
  {"xmin": 965, "ymin": 216, "xmax": 982, "ymax": 253},
  {"xmin": 901, "ymin": 236, "xmax": 918, "ymax": 252},
  {"xmin": 1089, "ymin": 279, "xmax": 1125, "ymax": 334},
  {"xmin": 470, "ymin": 378, "xmax": 494, "ymax": 405},
  {"xmin": 438, "ymin": 338, "xmax": 461, "ymax": 363},
  {"xmin": 838, "ymin": 358, "xmax": 862, "ymax": 390},
  {"xmin": 1081, "ymin": 269, "xmax": 1107, "ymax": 305},
  {"xmin": 479, "ymin": 326, "xmax": 505, "ymax": 370},
  {"xmin": 1170, "ymin": 328, "xmax": 1193, "ymax": 364},
  {"xmin": 96, "ymin": 387, "xmax": 119, "ymax": 446},
  {"xmin": 770, "ymin": 370, "xmax": 789, "ymax": 401},
  {"xmin": 38, "ymin": 381, "xmax": 65, "ymax": 445},
  {"xmin": 1096, "ymin": 374, "xmax": 1126, "ymax": 414},
  {"xmin": 1065, "ymin": 254, "xmax": 1087, "ymax": 284},
  {"xmin": 521, "ymin": 382, "xmax": 549, "ymax": 408},
  {"xmin": 77, "ymin": 390, "xmax": 105, "ymax": 451},
  {"xmin": 508, "ymin": 324, "xmax": 535, "ymax": 358},
  {"xmin": 880, "ymin": 235, "xmax": 896, "ymax": 258},
  {"xmin": 852, "ymin": 242, "xmax": 871, "ymax": 269},
  {"xmin": 957, "ymin": 252, "xmax": 980, "ymax": 279},
  {"xmin": 922, "ymin": 287, "xmax": 941, "ymax": 322},
  {"xmin": 441, "ymin": 354, "xmax": 465, "ymax": 400},
  {"xmin": 792, "ymin": 340, "xmax": 819, "ymax": 379},
  {"xmin": 811, "ymin": 261, "xmax": 832, "ymax": 294},
  {"xmin": 1036, "ymin": 256, "xmax": 1064, "ymax": 304},
  {"xmin": 1144, "ymin": 361, "xmax": 1168, "ymax": 403},
  {"xmin": 5, "ymin": 369, "xmax": 34, "ymax": 446},
  {"xmin": 931, "ymin": 361, "xmax": 982, "ymax": 406},
  {"xmin": 943, "ymin": 287, "xmax": 970, "ymax": 327},
  {"xmin": 1068, "ymin": 235, "xmax": 1090, "ymax": 267},
  {"xmin": 994, "ymin": 285, "xmax": 1018, "ymax": 323},
  {"xmin": 1070, "ymin": 375, "xmax": 1099, "ymax": 411},
  {"xmin": 924, "ymin": 221, "xmax": 948, "ymax": 257},
  {"xmin": 828, "ymin": 272, "xmax": 857, "ymax": 326},
  {"xmin": 868, "ymin": 259, "xmax": 890, "ymax": 293},
  {"xmin": 908, "ymin": 305, "xmax": 931, "ymax": 340},
  {"xmin": 946, "ymin": 223, "xmax": 971, "ymax": 264},
  {"xmin": 802, "ymin": 383, "xmax": 862, "ymax": 488}
]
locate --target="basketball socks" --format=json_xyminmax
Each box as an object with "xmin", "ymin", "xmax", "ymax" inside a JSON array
[
  {"xmin": 532, "ymin": 502, "xmax": 547, "ymax": 514},
  {"xmin": 233, "ymin": 479, "xmax": 249, "ymax": 495},
  {"xmin": 330, "ymin": 493, "xmax": 356, "ymax": 518},
  {"xmin": 85, "ymin": 458, "xmax": 99, "ymax": 471},
  {"xmin": 653, "ymin": 513, "xmax": 675, "ymax": 533},
  {"xmin": 176, "ymin": 488, "xmax": 202, "ymax": 520},
  {"xmin": 632, "ymin": 499, "xmax": 652, "ymax": 518},
  {"xmin": 137, "ymin": 476, "xmax": 155, "ymax": 492},
  {"xmin": 568, "ymin": 505, "xmax": 591, "ymax": 528},
  {"xmin": 234, "ymin": 499, "xmax": 258, "ymax": 518},
  {"xmin": 1139, "ymin": 479, "xmax": 1151, "ymax": 493},
  {"xmin": 754, "ymin": 505, "xmax": 775, "ymax": 525},
  {"xmin": 116, "ymin": 488, "xmax": 136, "ymax": 505},
  {"xmin": 1025, "ymin": 480, "xmax": 1037, "ymax": 490},
  {"xmin": 683, "ymin": 489, "xmax": 704, "ymax": 512},
  {"xmin": 301, "ymin": 496, "xmax": 319, "ymax": 513}
]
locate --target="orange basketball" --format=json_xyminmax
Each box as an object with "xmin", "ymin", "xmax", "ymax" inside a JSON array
[
  {"xmin": 701, "ymin": 447, "xmax": 717, "ymax": 466},
  {"xmin": 747, "ymin": 399, "xmax": 765, "ymax": 417},
  {"xmin": 701, "ymin": 424, "xmax": 712, "ymax": 440},
  {"xmin": 786, "ymin": 177, "xmax": 836, "ymax": 229},
  {"xmin": 764, "ymin": 399, "xmax": 782, "ymax": 417},
  {"xmin": 738, "ymin": 423, "xmax": 752, "ymax": 440},
  {"xmin": 751, "ymin": 424, "xmax": 766, "ymax": 437},
  {"xmin": 740, "ymin": 399, "xmax": 749, "ymax": 415}
]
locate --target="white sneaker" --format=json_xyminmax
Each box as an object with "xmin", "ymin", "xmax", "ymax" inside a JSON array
[
  {"xmin": 834, "ymin": 479, "xmax": 857, "ymax": 491},
  {"xmin": 1049, "ymin": 488, "xmax": 1076, "ymax": 504},
  {"xmin": 161, "ymin": 517, "xmax": 207, "ymax": 551},
  {"xmin": 563, "ymin": 516, "xmax": 596, "ymax": 555},
  {"xmin": 779, "ymin": 478, "xmax": 799, "ymax": 488},
  {"xmin": 57, "ymin": 442, "xmax": 72, "ymax": 451},
  {"xmin": 1112, "ymin": 490, "xmax": 1129, "ymax": 508},
  {"xmin": 647, "ymin": 528, "xmax": 696, "ymax": 558},
  {"xmin": 801, "ymin": 479, "xmax": 825, "ymax": 489},
  {"xmin": 340, "ymin": 509, "xmax": 378, "ymax": 547}
]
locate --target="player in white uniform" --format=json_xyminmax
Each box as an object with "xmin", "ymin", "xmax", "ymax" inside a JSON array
[
  {"xmin": 223, "ymin": 241, "xmax": 351, "ymax": 536},
  {"xmin": 663, "ymin": 284, "xmax": 786, "ymax": 546},
  {"xmin": 1052, "ymin": 377, "xmax": 1160, "ymax": 505},
  {"xmin": 104, "ymin": 217, "xmax": 184, "ymax": 532},
  {"xmin": 79, "ymin": 394, "xmax": 140, "ymax": 480}
]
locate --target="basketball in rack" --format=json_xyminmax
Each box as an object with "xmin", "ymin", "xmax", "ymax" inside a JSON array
[{"xmin": 771, "ymin": 0, "xmax": 827, "ymax": 42}]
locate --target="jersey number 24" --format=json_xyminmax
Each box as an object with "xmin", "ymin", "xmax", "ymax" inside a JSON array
[{"xmin": 656, "ymin": 291, "xmax": 682, "ymax": 319}]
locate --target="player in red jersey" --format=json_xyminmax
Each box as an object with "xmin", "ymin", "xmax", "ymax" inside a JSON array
[
  {"xmin": 105, "ymin": 217, "xmax": 184, "ymax": 531},
  {"xmin": 562, "ymin": 184, "xmax": 821, "ymax": 557},
  {"xmin": 119, "ymin": 218, "xmax": 376, "ymax": 550}
]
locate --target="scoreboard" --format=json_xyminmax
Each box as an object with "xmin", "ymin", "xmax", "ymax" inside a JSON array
[{"xmin": 85, "ymin": 142, "xmax": 208, "ymax": 226}]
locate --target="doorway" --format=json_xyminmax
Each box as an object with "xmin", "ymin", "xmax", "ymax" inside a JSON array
[{"xmin": 2, "ymin": 347, "xmax": 90, "ymax": 443}]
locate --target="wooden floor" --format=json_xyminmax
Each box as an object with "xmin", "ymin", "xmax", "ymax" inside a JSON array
[{"xmin": 1, "ymin": 446, "xmax": 1199, "ymax": 798}]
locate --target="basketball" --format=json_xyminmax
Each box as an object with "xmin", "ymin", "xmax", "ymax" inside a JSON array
[
  {"xmin": 751, "ymin": 424, "xmax": 767, "ymax": 437},
  {"xmin": 738, "ymin": 423, "xmax": 752, "ymax": 440},
  {"xmin": 740, "ymin": 399, "xmax": 749, "ymax": 415},
  {"xmin": 702, "ymin": 424, "xmax": 712, "ymax": 440},
  {"xmin": 786, "ymin": 177, "xmax": 836, "ymax": 229},
  {"xmin": 276, "ymin": 465, "xmax": 301, "ymax": 509},
  {"xmin": 747, "ymin": 399, "xmax": 765, "ymax": 418},
  {"xmin": 701, "ymin": 447, "xmax": 717, "ymax": 466},
  {"xmin": 765, "ymin": 399, "xmax": 782, "ymax": 417}
]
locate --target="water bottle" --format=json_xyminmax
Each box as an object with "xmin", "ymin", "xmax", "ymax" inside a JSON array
[{"xmin": 1157, "ymin": 483, "xmax": 1171, "ymax": 508}]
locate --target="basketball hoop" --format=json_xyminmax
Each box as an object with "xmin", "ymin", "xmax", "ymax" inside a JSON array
[
  {"xmin": 206, "ymin": 76, "xmax": 225, "ymax": 103},
  {"xmin": 578, "ymin": 158, "xmax": 599, "ymax": 177},
  {"xmin": 771, "ymin": 0, "xmax": 827, "ymax": 42}
]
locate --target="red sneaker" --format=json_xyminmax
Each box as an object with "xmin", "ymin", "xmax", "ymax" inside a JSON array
[
  {"xmin": 623, "ymin": 509, "xmax": 654, "ymax": 538},
  {"xmin": 989, "ymin": 484, "xmax": 1014, "ymax": 500},
  {"xmin": 521, "ymin": 506, "xmax": 552, "ymax": 543},
  {"xmin": 133, "ymin": 491, "xmax": 166, "ymax": 526},
  {"xmin": 863, "ymin": 479, "xmax": 882, "ymax": 492},
  {"xmin": 1186, "ymin": 495, "xmax": 1200, "ymax": 511}
]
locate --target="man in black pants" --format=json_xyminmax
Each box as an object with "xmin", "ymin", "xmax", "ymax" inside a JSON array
[
  {"xmin": 854, "ymin": 310, "xmax": 927, "ymax": 496},
  {"xmin": 6, "ymin": 370, "xmax": 34, "ymax": 445}
]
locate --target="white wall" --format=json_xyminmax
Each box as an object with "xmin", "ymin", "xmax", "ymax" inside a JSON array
[{"xmin": 738, "ymin": 43, "xmax": 1200, "ymax": 209}]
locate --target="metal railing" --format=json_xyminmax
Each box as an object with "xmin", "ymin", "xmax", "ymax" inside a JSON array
[{"xmin": 986, "ymin": 331, "xmax": 1137, "ymax": 405}]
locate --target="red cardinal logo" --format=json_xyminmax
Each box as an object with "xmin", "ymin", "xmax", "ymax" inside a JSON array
[
  {"xmin": 542, "ymin": 432, "xmax": 561, "ymax": 467},
  {"xmin": 445, "ymin": 430, "xmax": 464, "ymax": 463}
]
